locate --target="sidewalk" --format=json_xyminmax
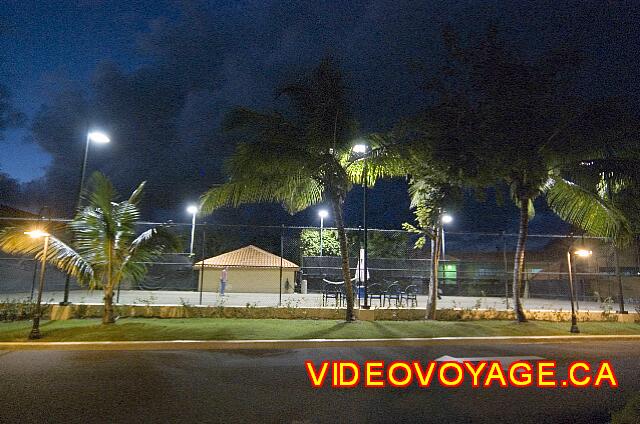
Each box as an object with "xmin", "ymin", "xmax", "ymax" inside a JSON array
[
  {"xmin": 3, "ymin": 334, "xmax": 640, "ymax": 351},
  {"xmin": 0, "ymin": 290, "xmax": 610, "ymax": 312}
]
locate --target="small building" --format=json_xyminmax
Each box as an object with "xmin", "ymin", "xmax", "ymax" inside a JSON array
[{"xmin": 194, "ymin": 245, "xmax": 299, "ymax": 293}]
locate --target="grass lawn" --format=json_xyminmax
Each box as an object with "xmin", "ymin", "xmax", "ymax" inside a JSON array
[{"xmin": 1, "ymin": 318, "xmax": 640, "ymax": 342}]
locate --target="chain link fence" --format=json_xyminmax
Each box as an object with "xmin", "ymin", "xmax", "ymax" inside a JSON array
[{"xmin": 1, "ymin": 216, "xmax": 639, "ymax": 310}]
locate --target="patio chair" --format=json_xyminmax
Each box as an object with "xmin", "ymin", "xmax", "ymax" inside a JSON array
[
  {"xmin": 367, "ymin": 283, "xmax": 384, "ymax": 306},
  {"xmin": 383, "ymin": 282, "xmax": 402, "ymax": 307},
  {"xmin": 352, "ymin": 279, "xmax": 361, "ymax": 302},
  {"xmin": 340, "ymin": 279, "xmax": 366, "ymax": 305},
  {"xmin": 322, "ymin": 280, "xmax": 344, "ymax": 307},
  {"xmin": 402, "ymin": 284, "xmax": 419, "ymax": 307}
]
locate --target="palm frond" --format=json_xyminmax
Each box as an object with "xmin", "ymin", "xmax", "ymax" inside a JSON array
[
  {"xmin": 226, "ymin": 141, "xmax": 314, "ymax": 178},
  {"xmin": 85, "ymin": 172, "xmax": 116, "ymax": 217},
  {"xmin": 346, "ymin": 150, "xmax": 407, "ymax": 187},
  {"xmin": 203, "ymin": 60, "xmax": 358, "ymax": 219},
  {"xmin": 278, "ymin": 176, "xmax": 324, "ymax": 213},
  {"xmin": 128, "ymin": 181, "xmax": 146, "ymax": 205},
  {"xmin": 118, "ymin": 226, "xmax": 181, "ymax": 283},
  {"xmin": 277, "ymin": 58, "xmax": 355, "ymax": 152},
  {"xmin": 544, "ymin": 177, "xmax": 632, "ymax": 245},
  {"xmin": 112, "ymin": 201, "xmax": 141, "ymax": 250},
  {"xmin": 201, "ymin": 172, "xmax": 324, "ymax": 214},
  {"xmin": 0, "ymin": 227, "xmax": 94, "ymax": 284},
  {"xmin": 129, "ymin": 226, "xmax": 182, "ymax": 253}
]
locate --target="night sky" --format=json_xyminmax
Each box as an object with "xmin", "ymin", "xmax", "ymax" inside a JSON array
[{"xmin": 1, "ymin": 1, "xmax": 638, "ymax": 231}]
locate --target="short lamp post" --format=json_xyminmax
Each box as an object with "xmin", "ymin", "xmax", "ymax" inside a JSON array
[
  {"xmin": 318, "ymin": 210, "xmax": 328, "ymax": 256},
  {"xmin": 25, "ymin": 230, "xmax": 50, "ymax": 340},
  {"xmin": 566, "ymin": 248, "xmax": 592, "ymax": 334},
  {"xmin": 187, "ymin": 205, "xmax": 199, "ymax": 256}
]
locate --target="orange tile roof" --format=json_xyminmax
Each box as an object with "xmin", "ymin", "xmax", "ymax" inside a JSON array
[{"xmin": 194, "ymin": 245, "xmax": 299, "ymax": 269}]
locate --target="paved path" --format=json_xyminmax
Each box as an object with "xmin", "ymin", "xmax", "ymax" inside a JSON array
[
  {"xmin": 0, "ymin": 340, "xmax": 635, "ymax": 423},
  {"xmin": 1, "ymin": 290, "xmax": 609, "ymax": 312}
]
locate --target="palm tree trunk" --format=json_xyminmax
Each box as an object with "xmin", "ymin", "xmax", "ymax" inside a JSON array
[
  {"xmin": 331, "ymin": 194, "xmax": 355, "ymax": 321},
  {"xmin": 426, "ymin": 224, "xmax": 441, "ymax": 320},
  {"xmin": 513, "ymin": 198, "xmax": 529, "ymax": 323},
  {"xmin": 103, "ymin": 242, "xmax": 116, "ymax": 324},
  {"xmin": 103, "ymin": 286, "xmax": 115, "ymax": 324}
]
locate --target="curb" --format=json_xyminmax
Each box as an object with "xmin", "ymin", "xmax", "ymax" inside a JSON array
[{"xmin": 1, "ymin": 335, "xmax": 640, "ymax": 351}]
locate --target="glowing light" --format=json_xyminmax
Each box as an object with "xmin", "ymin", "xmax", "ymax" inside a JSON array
[
  {"xmin": 24, "ymin": 230, "xmax": 50, "ymax": 238},
  {"xmin": 442, "ymin": 214, "xmax": 453, "ymax": 224},
  {"xmin": 88, "ymin": 131, "xmax": 110, "ymax": 144},
  {"xmin": 187, "ymin": 205, "xmax": 199, "ymax": 215},
  {"xmin": 574, "ymin": 249, "xmax": 592, "ymax": 257},
  {"xmin": 318, "ymin": 210, "xmax": 328, "ymax": 219},
  {"xmin": 353, "ymin": 144, "xmax": 367, "ymax": 154}
]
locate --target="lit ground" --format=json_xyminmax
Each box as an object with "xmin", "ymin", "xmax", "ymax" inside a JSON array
[{"xmin": 0, "ymin": 290, "xmax": 614, "ymax": 312}]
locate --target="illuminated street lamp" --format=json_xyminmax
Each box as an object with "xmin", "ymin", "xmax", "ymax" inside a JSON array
[
  {"xmin": 353, "ymin": 143, "xmax": 369, "ymax": 309},
  {"xmin": 566, "ymin": 248, "xmax": 592, "ymax": 333},
  {"xmin": 441, "ymin": 214, "xmax": 453, "ymax": 259},
  {"xmin": 24, "ymin": 230, "xmax": 50, "ymax": 340},
  {"xmin": 62, "ymin": 130, "xmax": 111, "ymax": 306},
  {"xmin": 352, "ymin": 144, "xmax": 367, "ymax": 154},
  {"xmin": 575, "ymin": 249, "xmax": 592, "ymax": 257},
  {"xmin": 78, "ymin": 131, "xmax": 111, "ymax": 206},
  {"xmin": 187, "ymin": 205, "xmax": 199, "ymax": 256},
  {"xmin": 318, "ymin": 209, "xmax": 328, "ymax": 256}
]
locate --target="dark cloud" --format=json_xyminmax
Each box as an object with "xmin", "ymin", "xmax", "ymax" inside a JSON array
[
  {"xmin": 0, "ymin": 171, "xmax": 20, "ymax": 205},
  {"xmin": 15, "ymin": 0, "xmax": 640, "ymax": 230}
]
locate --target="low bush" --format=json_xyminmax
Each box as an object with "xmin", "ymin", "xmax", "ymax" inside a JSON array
[{"xmin": 0, "ymin": 298, "xmax": 52, "ymax": 321}]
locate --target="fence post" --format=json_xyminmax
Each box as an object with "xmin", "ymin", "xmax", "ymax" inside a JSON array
[
  {"xmin": 30, "ymin": 258, "xmax": 37, "ymax": 302},
  {"xmin": 279, "ymin": 225, "xmax": 284, "ymax": 306},
  {"xmin": 502, "ymin": 231, "xmax": 509, "ymax": 308},
  {"xmin": 614, "ymin": 243, "xmax": 626, "ymax": 313},
  {"xmin": 199, "ymin": 224, "xmax": 206, "ymax": 305}
]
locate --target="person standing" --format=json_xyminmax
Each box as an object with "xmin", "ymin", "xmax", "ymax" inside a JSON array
[{"xmin": 220, "ymin": 266, "xmax": 228, "ymax": 296}]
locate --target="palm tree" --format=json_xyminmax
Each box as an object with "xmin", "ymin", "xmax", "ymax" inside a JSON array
[
  {"xmin": 406, "ymin": 27, "xmax": 634, "ymax": 322},
  {"xmin": 402, "ymin": 170, "xmax": 462, "ymax": 319},
  {"xmin": 201, "ymin": 60, "xmax": 403, "ymax": 321},
  {"xmin": 0, "ymin": 173, "xmax": 179, "ymax": 324}
]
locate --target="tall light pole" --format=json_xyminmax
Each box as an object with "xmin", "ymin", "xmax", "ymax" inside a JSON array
[
  {"xmin": 318, "ymin": 210, "xmax": 328, "ymax": 256},
  {"xmin": 187, "ymin": 205, "xmax": 199, "ymax": 256},
  {"xmin": 567, "ymin": 248, "xmax": 592, "ymax": 334},
  {"xmin": 77, "ymin": 131, "xmax": 111, "ymax": 207},
  {"xmin": 440, "ymin": 213, "xmax": 453, "ymax": 292},
  {"xmin": 441, "ymin": 214, "xmax": 453, "ymax": 259},
  {"xmin": 61, "ymin": 130, "xmax": 110, "ymax": 306},
  {"xmin": 25, "ymin": 230, "xmax": 50, "ymax": 340},
  {"xmin": 353, "ymin": 143, "xmax": 369, "ymax": 309}
]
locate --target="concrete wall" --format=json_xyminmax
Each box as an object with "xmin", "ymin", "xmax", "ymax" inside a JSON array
[
  {"xmin": 198, "ymin": 268, "xmax": 296, "ymax": 293},
  {"xmin": 47, "ymin": 303, "xmax": 640, "ymax": 322}
]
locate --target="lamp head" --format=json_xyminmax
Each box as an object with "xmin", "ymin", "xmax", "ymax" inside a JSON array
[
  {"xmin": 318, "ymin": 210, "xmax": 328, "ymax": 219},
  {"xmin": 24, "ymin": 230, "xmax": 50, "ymax": 239},
  {"xmin": 574, "ymin": 249, "xmax": 592, "ymax": 257},
  {"xmin": 187, "ymin": 205, "xmax": 199, "ymax": 215},
  {"xmin": 441, "ymin": 214, "xmax": 453, "ymax": 224},
  {"xmin": 87, "ymin": 131, "xmax": 110, "ymax": 144},
  {"xmin": 352, "ymin": 144, "xmax": 367, "ymax": 154}
]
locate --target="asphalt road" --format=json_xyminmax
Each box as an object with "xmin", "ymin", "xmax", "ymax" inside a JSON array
[{"xmin": 0, "ymin": 341, "xmax": 637, "ymax": 423}]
